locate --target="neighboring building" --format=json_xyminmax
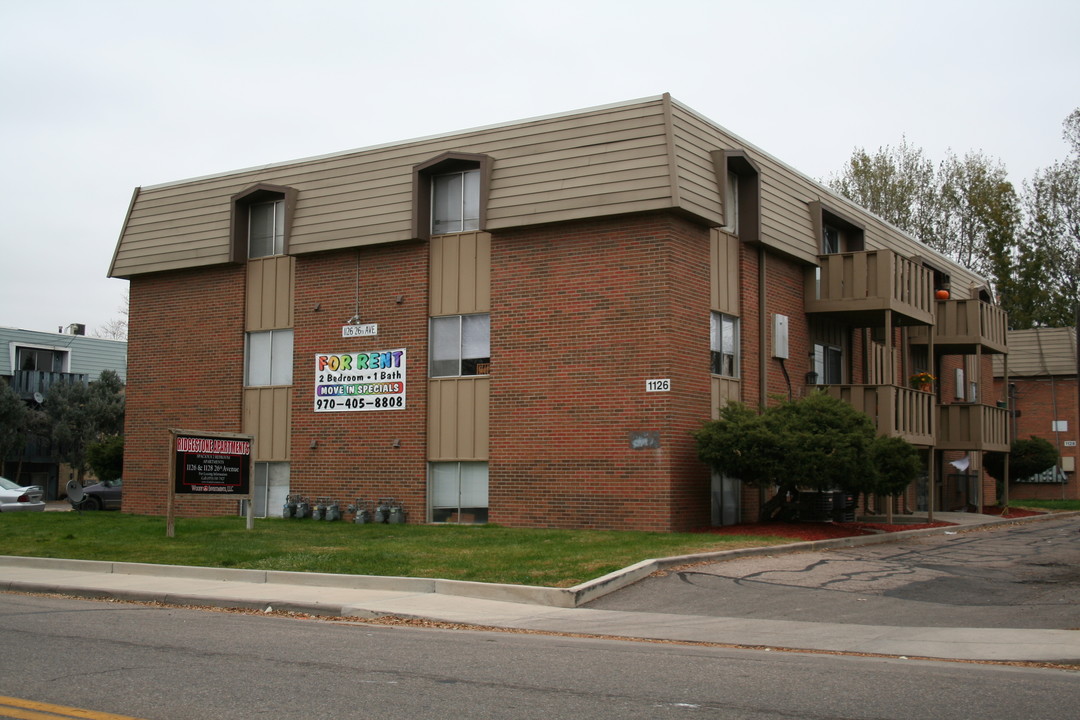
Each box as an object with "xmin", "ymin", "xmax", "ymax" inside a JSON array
[
  {"xmin": 108, "ymin": 94, "xmax": 1008, "ymax": 530},
  {"xmin": 994, "ymin": 327, "xmax": 1079, "ymax": 500},
  {"xmin": 1, "ymin": 325, "xmax": 127, "ymax": 498}
]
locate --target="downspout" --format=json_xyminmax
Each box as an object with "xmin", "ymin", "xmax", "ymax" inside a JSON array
[
  {"xmin": 759, "ymin": 244, "xmax": 768, "ymax": 513},
  {"xmin": 759, "ymin": 245, "xmax": 767, "ymax": 410}
]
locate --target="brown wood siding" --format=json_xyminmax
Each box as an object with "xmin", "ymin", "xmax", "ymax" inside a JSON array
[
  {"xmin": 245, "ymin": 256, "xmax": 295, "ymax": 331},
  {"xmin": 710, "ymin": 376, "xmax": 741, "ymax": 418},
  {"xmin": 242, "ymin": 387, "xmax": 291, "ymax": 461},
  {"xmin": 427, "ymin": 378, "xmax": 490, "ymax": 460},
  {"xmin": 670, "ymin": 106, "xmax": 727, "ymax": 226},
  {"xmin": 429, "ymin": 232, "xmax": 492, "ymax": 316},
  {"xmin": 111, "ymin": 95, "xmax": 992, "ymax": 301},
  {"xmin": 668, "ymin": 100, "xmax": 988, "ymax": 293},
  {"xmin": 710, "ymin": 230, "xmax": 740, "ymax": 315},
  {"xmin": 112, "ymin": 99, "xmax": 676, "ymax": 277}
]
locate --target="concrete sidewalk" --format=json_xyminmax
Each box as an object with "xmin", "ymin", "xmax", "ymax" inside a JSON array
[{"xmin": 4, "ymin": 512, "xmax": 1079, "ymax": 665}]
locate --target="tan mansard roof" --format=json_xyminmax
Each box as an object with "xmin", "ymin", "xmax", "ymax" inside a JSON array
[
  {"xmin": 109, "ymin": 93, "xmax": 986, "ymax": 295},
  {"xmin": 995, "ymin": 327, "xmax": 1078, "ymax": 378}
]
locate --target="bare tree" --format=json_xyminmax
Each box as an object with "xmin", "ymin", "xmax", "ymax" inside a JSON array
[{"xmin": 93, "ymin": 291, "xmax": 129, "ymax": 341}]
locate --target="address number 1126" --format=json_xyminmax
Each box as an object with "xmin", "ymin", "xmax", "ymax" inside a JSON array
[{"xmin": 645, "ymin": 379, "xmax": 671, "ymax": 392}]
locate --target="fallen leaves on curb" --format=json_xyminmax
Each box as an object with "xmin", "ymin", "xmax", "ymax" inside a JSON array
[{"xmin": 690, "ymin": 521, "xmax": 954, "ymax": 542}]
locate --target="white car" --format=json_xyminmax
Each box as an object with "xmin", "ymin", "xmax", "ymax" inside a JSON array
[{"xmin": 0, "ymin": 476, "xmax": 46, "ymax": 512}]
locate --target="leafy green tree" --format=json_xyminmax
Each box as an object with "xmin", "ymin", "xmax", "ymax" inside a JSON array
[
  {"xmin": 984, "ymin": 436, "xmax": 1059, "ymax": 484},
  {"xmin": 695, "ymin": 392, "xmax": 921, "ymax": 520},
  {"xmin": 1012, "ymin": 109, "xmax": 1080, "ymax": 328},
  {"xmin": 829, "ymin": 109, "xmax": 1079, "ymax": 329},
  {"xmin": 44, "ymin": 370, "xmax": 125, "ymax": 481},
  {"xmin": 937, "ymin": 150, "xmax": 1020, "ymax": 286},
  {"xmin": 867, "ymin": 435, "xmax": 923, "ymax": 497},
  {"xmin": 828, "ymin": 138, "xmax": 941, "ymax": 249},
  {"xmin": 828, "ymin": 144, "xmax": 1019, "ymax": 304},
  {"xmin": 86, "ymin": 434, "xmax": 124, "ymax": 481},
  {"xmin": 0, "ymin": 382, "xmax": 29, "ymax": 470}
]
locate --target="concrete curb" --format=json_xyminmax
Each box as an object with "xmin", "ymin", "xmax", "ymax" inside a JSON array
[
  {"xmin": 5, "ymin": 510, "xmax": 1073, "ymax": 611},
  {"xmin": 565, "ymin": 510, "xmax": 1079, "ymax": 605}
]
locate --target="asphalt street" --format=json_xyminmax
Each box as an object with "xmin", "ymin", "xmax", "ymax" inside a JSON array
[{"xmin": 586, "ymin": 515, "xmax": 1080, "ymax": 629}]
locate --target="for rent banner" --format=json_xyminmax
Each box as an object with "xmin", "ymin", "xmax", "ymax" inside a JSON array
[{"xmin": 314, "ymin": 348, "xmax": 407, "ymax": 412}]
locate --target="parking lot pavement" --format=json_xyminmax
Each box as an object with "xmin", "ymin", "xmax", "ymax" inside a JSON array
[{"xmin": 586, "ymin": 514, "xmax": 1080, "ymax": 630}]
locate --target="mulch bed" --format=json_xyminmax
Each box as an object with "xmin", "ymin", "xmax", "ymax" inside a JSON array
[
  {"xmin": 981, "ymin": 505, "xmax": 1043, "ymax": 519},
  {"xmin": 692, "ymin": 506, "xmax": 1046, "ymax": 542}
]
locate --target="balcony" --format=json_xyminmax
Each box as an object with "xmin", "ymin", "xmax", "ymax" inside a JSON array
[
  {"xmin": 909, "ymin": 298, "xmax": 1008, "ymax": 355},
  {"xmin": 816, "ymin": 384, "xmax": 936, "ymax": 447},
  {"xmin": 936, "ymin": 403, "xmax": 1010, "ymax": 452},
  {"xmin": 9, "ymin": 370, "xmax": 88, "ymax": 400},
  {"xmin": 804, "ymin": 249, "xmax": 934, "ymax": 327}
]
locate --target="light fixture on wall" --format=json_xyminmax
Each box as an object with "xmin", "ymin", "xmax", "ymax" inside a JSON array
[
  {"xmin": 391, "ymin": 439, "xmax": 401, "ymax": 448},
  {"xmin": 395, "ymin": 295, "xmax": 405, "ymax": 304},
  {"xmin": 310, "ymin": 439, "xmax": 318, "ymax": 449}
]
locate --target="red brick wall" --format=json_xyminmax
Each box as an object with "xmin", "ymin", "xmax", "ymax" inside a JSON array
[
  {"xmin": 999, "ymin": 375, "xmax": 1079, "ymax": 500},
  {"xmin": 487, "ymin": 214, "xmax": 714, "ymax": 531},
  {"xmin": 290, "ymin": 243, "xmax": 431, "ymax": 520},
  {"xmin": 123, "ymin": 265, "xmax": 246, "ymax": 516}
]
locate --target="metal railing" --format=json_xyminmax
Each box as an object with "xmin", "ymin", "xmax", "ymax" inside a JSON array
[{"xmin": 10, "ymin": 371, "xmax": 88, "ymax": 399}]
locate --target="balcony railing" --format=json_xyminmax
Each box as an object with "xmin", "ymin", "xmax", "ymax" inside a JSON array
[
  {"xmin": 804, "ymin": 249, "xmax": 934, "ymax": 326},
  {"xmin": 909, "ymin": 299, "xmax": 1008, "ymax": 354},
  {"xmin": 10, "ymin": 370, "xmax": 88, "ymax": 399},
  {"xmin": 817, "ymin": 384, "xmax": 936, "ymax": 447},
  {"xmin": 936, "ymin": 403, "xmax": 1010, "ymax": 452}
]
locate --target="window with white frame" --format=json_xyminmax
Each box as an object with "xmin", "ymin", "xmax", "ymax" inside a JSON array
[
  {"xmin": 248, "ymin": 199, "xmax": 285, "ymax": 258},
  {"xmin": 432, "ymin": 169, "xmax": 480, "ymax": 235},
  {"xmin": 429, "ymin": 314, "xmax": 490, "ymax": 377},
  {"xmin": 710, "ymin": 312, "xmax": 739, "ymax": 377},
  {"xmin": 244, "ymin": 329, "xmax": 293, "ymax": 386},
  {"xmin": 16, "ymin": 346, "xmax": 66, "ymax": 373},
  {"xmin": 430, "ymin": 461, "xmax": 488, "ymax": 523},
  {"xmin": 241, "ymin": 462, "xmax": 290, "ymax": 518}
]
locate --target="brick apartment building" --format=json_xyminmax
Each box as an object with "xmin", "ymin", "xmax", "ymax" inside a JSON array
[
  {"xmin": 995, "ymin": 327, "xmax": 1079, "ymax": 500},
  {"xmin": 108, "ymin": 94, "xmax": 1009, "ymax": 531}
]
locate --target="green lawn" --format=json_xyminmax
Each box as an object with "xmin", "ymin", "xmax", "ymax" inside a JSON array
[
  {"xmin": 0, "ymin": 513, "xmax": 789, "ymax": 588},
  {"xmin": 1010, "ymin": 499, "xmax": 1080, "ymax": 512}
]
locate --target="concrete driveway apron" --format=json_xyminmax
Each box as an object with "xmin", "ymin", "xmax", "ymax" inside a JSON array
[{"xmin": 586, "ymin": 515, "xmax": 1080, "ymax": 630}]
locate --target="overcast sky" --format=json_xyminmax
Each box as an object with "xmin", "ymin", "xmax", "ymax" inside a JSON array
[{"xmin": 2, "ymin": 0, "xmax": 1077, "ymax": 338}]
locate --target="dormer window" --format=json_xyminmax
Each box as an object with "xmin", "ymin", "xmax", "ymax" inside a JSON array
[
  {"xmin": 249, "ymin": 199, "xmax": 285, "ymax": 257},
  {"xmin": 413, "ymin": 152, "xmax": 492, "ymax": 241},
  {"xmin": 230, "ymin": 183, "xmax": 297, "ymax": 262},
  {"xmin": 432, "ymin": 169, "xmax": 480, "ymax": 235},
  {"xmin": 712, "ymin": 149, "xmax": 760, "ymax": 243},
  {"xmin": 810, "ymin": 201, "xmax": 865, "ymax": 254}
]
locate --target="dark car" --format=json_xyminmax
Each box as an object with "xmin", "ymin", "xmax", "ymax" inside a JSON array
[{"xmin": 71, "ymin": 478, "xmax": 123, "ymax": 510}]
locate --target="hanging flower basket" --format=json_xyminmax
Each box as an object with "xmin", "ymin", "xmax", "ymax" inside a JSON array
[{"xmin": 909, "ymin": 371, "xmax": 935, "ymax": 391}]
